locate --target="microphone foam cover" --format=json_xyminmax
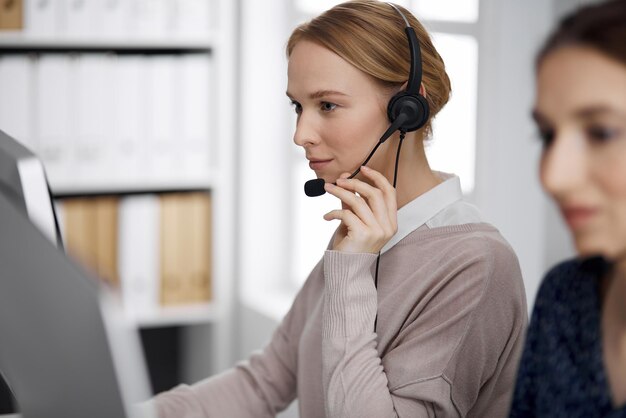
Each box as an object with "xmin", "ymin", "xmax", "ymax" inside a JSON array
[{"xmin": 304, "ymin": 179, "xmax": 326, "ymax": 197}]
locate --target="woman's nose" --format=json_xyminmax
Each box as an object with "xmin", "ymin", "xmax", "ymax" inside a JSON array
[
  {"xmin": 293, "ymin": 111, "xmax": 320, "ymax": 147},
  {"xmin": 540, "ymin": 130, "xmax": 587, "ymax": 198}
]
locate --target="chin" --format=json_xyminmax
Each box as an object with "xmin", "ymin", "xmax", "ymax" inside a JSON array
[
  {"xmin": 317, "ymin": 173, "xmax": 338, "ymax": 183},
  {"xmin": 314, "ymin": 174, "xmax": 329, "ymax": 183},
  {"xmin": 573, "ymin": 237, "xmax": 619, "ymax": 261}
]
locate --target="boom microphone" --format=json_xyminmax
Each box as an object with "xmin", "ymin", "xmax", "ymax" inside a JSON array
[{"xmin": 304, "ymin": 111, "xmax": 409, "ymax": 197}]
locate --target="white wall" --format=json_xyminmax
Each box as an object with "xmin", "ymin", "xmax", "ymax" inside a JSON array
[
  {"xmin": 237, "ymin": 1, "xmax": 299, "ymax": 415},
  {"xmin": 238, "ymin": 0, "xmax": 294, "ymax": 316},
  {"xmin": 474, "ymin": 0, "xmax": 554, "ymax": 308}
]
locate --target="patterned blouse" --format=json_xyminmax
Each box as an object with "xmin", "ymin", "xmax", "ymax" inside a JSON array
[{"xmin": 509, "ymin": 258, "xmax": 626, "ymax": 417}]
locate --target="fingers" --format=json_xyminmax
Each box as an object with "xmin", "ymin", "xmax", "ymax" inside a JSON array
[
  {"xmin": 359, "ymin": 166, "xmax": 398, "ymax": 221},
  {"xmin": 322, "ymin": 166, "xmax": 398, "ymax": 253},
  {"xmin": 324, "ymin": 182, "xmax": 380, "ymax": 228},
  {"xmin": 322, "ymin": 209, "xmax": 366, "ymax": 230},
  {"xmin": 329, "ymin": 167, "xmax": 397, "ymax": 233}
]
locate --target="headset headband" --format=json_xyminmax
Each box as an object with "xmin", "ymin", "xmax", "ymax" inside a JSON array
[{"xmin": 387, "ymin": 3, "xmax": 422, "ymax": 96}]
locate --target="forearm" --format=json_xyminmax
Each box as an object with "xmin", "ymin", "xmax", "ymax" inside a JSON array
[
  {"xmin": 152, "ymin": 323, "xmax": 298, "ymax": 418},
  {"xmin": 323, "ymin": 334, "xmax": 398, "ymax": 417},
  {"xmin": 152, "ymin": 367, "xmax": 276, "ymax": 418},
  {"xmin": 322, "ymin": 250, "xmax": 398, "ymax": 418}
]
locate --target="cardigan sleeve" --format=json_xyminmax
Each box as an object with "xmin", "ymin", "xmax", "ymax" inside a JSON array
[
  {"xmin": 322, "ymin": 250, "xmax": 438, "ymax": 418},
  {"xmin": 507, "ymin": 311, "xmax": 539, "ymax": 418},
  {"xmin": 151, "ymin": 286, "xmax": 309, "ymax": 418},
  {"xmin": 321, "ymin": 250, "xmax": 394, "ymax": 418}
]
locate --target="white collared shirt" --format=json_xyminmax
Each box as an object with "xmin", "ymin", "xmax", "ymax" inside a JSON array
[{"xmin": 381, "ymin": 172, "xmax": 484, "ymax": 254}]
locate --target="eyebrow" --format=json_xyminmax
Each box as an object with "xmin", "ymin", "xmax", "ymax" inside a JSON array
[
  {"xmin": 532, "ymin": 105, "xmax": 626, "ymax": 124},
  {"xmin": 286, "ymin": 90, "xmax": 349, "ymax": 100},
  {"xmin": 574, "ymin": 105, "xmax": 625, "ymax": 120}
]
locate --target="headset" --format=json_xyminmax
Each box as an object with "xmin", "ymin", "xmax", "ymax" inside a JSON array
[
  {"xmin": 386, "ymin": 3, "xmax": 430, "ymax": 133},
  {"xmin": 304, "ymin": 2, "xmax": 429, "ymax": 197}
]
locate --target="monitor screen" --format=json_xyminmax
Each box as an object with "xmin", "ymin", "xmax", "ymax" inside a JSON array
[
  {"xmin": 0, "ymin": 130, "xmax": 155, "ymax": 418},
  {"xmin": 0, "ymin": 129, "xmax": 62, "ymax": 249}
]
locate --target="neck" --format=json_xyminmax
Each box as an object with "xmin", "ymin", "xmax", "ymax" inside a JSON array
[
  {"xmin": 602, "ymin": 264, "xmax": 626, "ymax": 407},
  {"xmin": 606, "ymin": 262, "xmax": 626, "ymax": 326},
  {"xmin": 368, "ymin": 129, "xmax": 442, "ymax": 209}
]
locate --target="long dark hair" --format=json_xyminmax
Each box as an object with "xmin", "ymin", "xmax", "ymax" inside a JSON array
[{"xmin": 537, "ymin": 0, "xmax": 626, "ymax": 68}]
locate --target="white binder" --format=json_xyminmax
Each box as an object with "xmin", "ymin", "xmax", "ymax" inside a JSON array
[
  {"xmin": 74, "ymin": 53, "xmax": 112, "ymax": 183},
  {"xmin": 0, "ymin": 55, "xmax": 35, "ymax": 150},
  {"xmin": 24, "ymin": 0, "xmax": 59, "ymax": 36},
  {"xmin": 110, "ymin": 55, "xmax": 144, "ymax": 183},
  {"xmin": 94, "ymin": 0, "xmax": 132, "ymax": 38},
  {"xmin": 118, "ymin": 194, "xmax": 161, "ymax": 318},
  {"xmin": 35, "ymin": 54, "xmax": 73, "ymax": 186},
  {"xmin": 145, "ymin": 55, "xmax": 176, "ymax": 179},
  {"xmin": 179, "ymin": 54, "xmax": 212, "ymax": 179},
  {"xmin": 174, "ymin": 0, "xmax": 211, "ymax": 39},
  {"xmin": 133, "ymin": 0, "xmax": 170, "ymax": 38},
  {"xmin": 62, "ymin": 0, "xmax": 93, "ymax": 37}
]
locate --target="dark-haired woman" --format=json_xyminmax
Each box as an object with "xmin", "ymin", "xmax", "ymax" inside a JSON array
[{"xmin": 509, "ymin": 1, "xmax": 626, "ymax": 417}]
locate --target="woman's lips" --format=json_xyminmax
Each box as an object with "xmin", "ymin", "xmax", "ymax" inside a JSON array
[
  {"xmin": 561, "ymin": 206, "xmax": 599, "ymax": 229},
  {"xmin": 308, "ymin": 159, "xmax": 332, "ymax": 170}
]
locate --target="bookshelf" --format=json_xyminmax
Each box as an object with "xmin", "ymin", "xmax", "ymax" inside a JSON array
[
  {"xmin": 134, "ymin": 303, "xmax": 220, "ymax": 328},
  {"xmin": 0, "ymin": 35, "xmax": 215, "ymax": 50},
  {"xmin": 0, "ymin": 0, "xmax": 237, "ymax": 382}
]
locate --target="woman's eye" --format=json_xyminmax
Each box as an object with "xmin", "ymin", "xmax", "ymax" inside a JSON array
[
  {"xmin": 320, "ymin": 102, "xmax": 337, "ymax": 112},
  {"xmin": 587, "ymin": 125, "xmax": 619, "ymax": 143},
  {"xmin": 290, "ymin": 100, "xmax": 302, "ymax": 114}
]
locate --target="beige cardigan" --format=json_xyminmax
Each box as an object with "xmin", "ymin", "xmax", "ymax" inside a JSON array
[{"xmin": 152, "ymin": 222, "xmax": 527, "ymax": 418}]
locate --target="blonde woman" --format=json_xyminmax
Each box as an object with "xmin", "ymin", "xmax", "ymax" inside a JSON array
[{"xmin": 153, "ymin": 2, "xmax": 527, "ymax": 417}]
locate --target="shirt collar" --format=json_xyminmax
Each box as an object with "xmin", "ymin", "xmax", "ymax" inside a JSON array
[{"xmin": 381, "ymin": 172, "xmax": 463, "ymax": 254}]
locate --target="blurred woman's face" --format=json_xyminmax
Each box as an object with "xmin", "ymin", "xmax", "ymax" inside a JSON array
[{"xmin": 535, "ymin": 46, "xmax": 626, "ymax": 260}]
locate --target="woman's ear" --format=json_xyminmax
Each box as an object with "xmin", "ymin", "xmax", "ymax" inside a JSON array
[
  {"xmin": 399, "ymin": 80, "xmax": 427, "ymax": 97},
  {"xmin": 419, "ymin": 83, "xmax": 427, "ymax": 98}
]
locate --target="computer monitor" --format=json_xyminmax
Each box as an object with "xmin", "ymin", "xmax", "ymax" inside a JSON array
[
  {"xmin": 0, "ymin": 129, "xmax": 62, "ymax": 249},
  {"xmin": 0, "ymin": 131, "xmax": 156, "ymax": 418}
]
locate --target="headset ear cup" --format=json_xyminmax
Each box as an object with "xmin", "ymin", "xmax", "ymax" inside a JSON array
[
  {"xmin": 387, "ymin": 92, "xmax": 430, "ymax": 132},
  {"xmin": 415, "ymin": 95, "xmax": 430, "ymax": 130}
]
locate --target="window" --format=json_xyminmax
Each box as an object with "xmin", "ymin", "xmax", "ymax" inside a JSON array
[
  {"xmin": 289, "ymin": 0, "xmax": 480, "ymax": 286},
  {"xmin": 426, "ymin": 32, "xmax": 478, "ymax": 193},
  {"xmin": 413, "ymin": 0, "xmax": 478, "ymax": 22}
]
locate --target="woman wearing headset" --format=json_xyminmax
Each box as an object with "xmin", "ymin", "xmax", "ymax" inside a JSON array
[
  {"xmin": 509, "ymin": 1, "xmax": 626, "ymax": 417},
  {"xmin": 152, "ymin": 1, "xmax": 527, "ymax": 417}
]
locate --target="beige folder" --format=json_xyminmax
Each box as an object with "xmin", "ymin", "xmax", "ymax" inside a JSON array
[{"xmin": 0, "ymin": 0, "xmax": 24, "ymax": 30}]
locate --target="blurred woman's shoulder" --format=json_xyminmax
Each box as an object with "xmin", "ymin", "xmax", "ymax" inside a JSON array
[
  {"xmin": 536, "ymin": 257, "xmax": 606, "ymax": 306},
  {"xmin": 530, "ymin": 257, "xmax": 607, "ymax": 338}
]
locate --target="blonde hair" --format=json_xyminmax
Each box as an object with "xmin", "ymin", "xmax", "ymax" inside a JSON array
[{"xmin": 286, "ymin": 0, "xmax": 451, "ymax": 137}]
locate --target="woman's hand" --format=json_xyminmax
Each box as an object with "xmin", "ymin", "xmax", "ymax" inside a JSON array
[{"xmin": 323, "ymin": 166, "xmax": 398, "ymax": 253}]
